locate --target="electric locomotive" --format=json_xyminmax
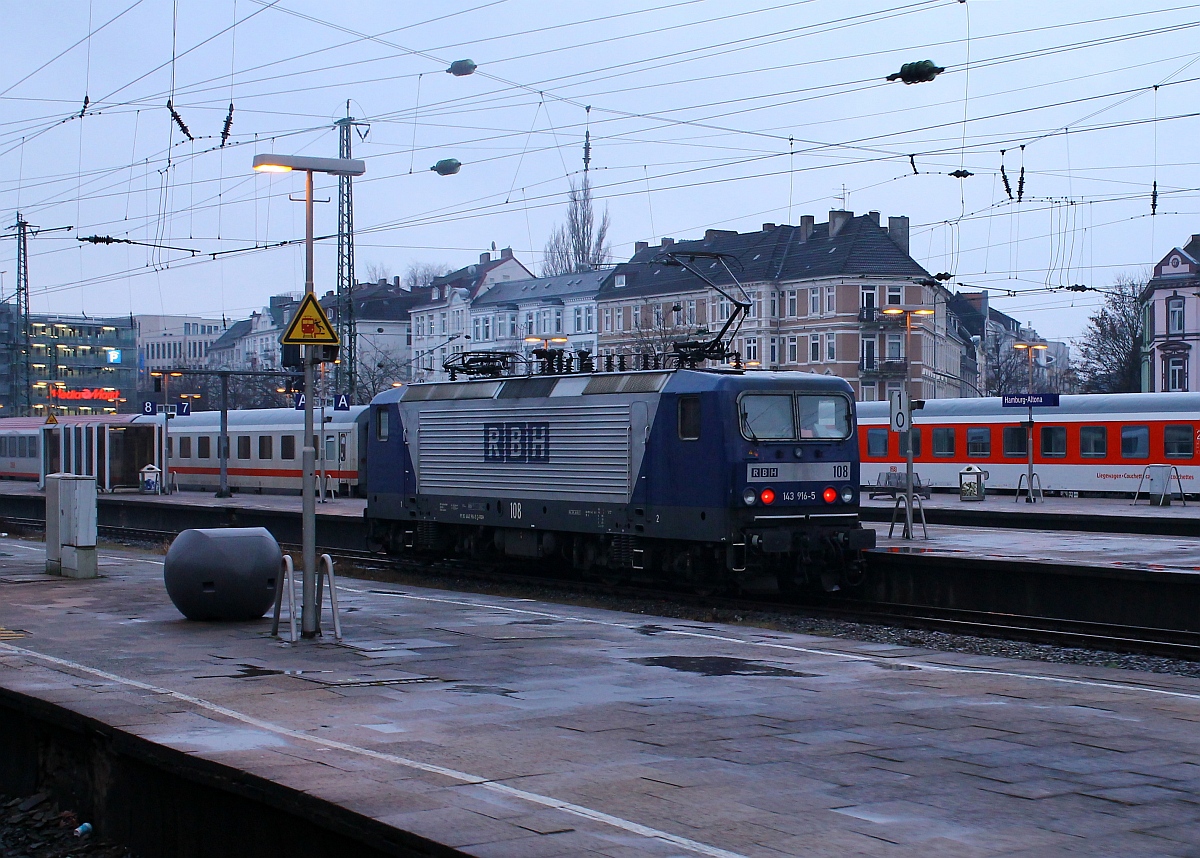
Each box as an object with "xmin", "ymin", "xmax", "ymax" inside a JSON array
[{"xmin": 365, "ymin": 367, "xmax": 874, "ymax": 592}]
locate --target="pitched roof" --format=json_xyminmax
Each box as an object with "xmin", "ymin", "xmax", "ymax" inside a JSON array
[
  {"xmin": 472, "ymin": 270, "xmax": 608, "ymax": 308},
  {"xmin": 599, "ymin": 215, "xmax": 928, "ymax": 300},
  {"xmin": 209, "ymin": 319, "xmax": 251, "ymax": 351}
]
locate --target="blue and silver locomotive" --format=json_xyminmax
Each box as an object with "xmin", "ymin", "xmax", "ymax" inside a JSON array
[{"xmin": 365, "ymin": 368, "xmax": 874, "ymax": 591}]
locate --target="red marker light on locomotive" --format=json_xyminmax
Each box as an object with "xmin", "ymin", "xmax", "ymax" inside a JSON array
[
  {"xmin": 822, "ymin": 487, "xmax": 838, "ymax": 504},
  {"xmin": 760, "ymin": 488, "xmax": 776, "ymax": 505}
]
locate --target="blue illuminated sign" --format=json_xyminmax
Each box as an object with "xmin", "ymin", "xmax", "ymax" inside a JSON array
[{"xmin": 106, "ymin": 349, "xmax": 122, "ymax": 364}]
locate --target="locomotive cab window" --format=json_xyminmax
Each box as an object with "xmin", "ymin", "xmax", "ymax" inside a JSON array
[
  {"xmin": 1121, "ymin": 426, "xmax": 1149, "ymax": 459},
  {"xmin": 932, "ymin": 427, "xmax": 955, "ymax": 457},
  {"xmin": 798, "ymin": 395, "xmax": 851, "ymax": 439},
  {"xmin": 1079, "ymin": 426, "xmax": 1106, "ymax": 458},
  {"xmin": 966, "ymin": 427, "xmax": 990, "ymax": 457},
  {"xmin": 1002, "ymin": 426, "xmax": 1027, "ymax": 457},
  {"xmin": 1040, "ymin": 426, "xmax": 1066, "ymax": 458},
  {"xmin": 866, "ymin": 428, "xmax": 888, "ymax": 458},
  {"xmin": 678, "ymin": 396, "xmax": 701, "ymax": 440},
  {"xmin": 1164, "ymin": 424, "xmax": 1194, "ymax": 458},
  {"xmin": 197, "ymin": 436, "xmax": 210, "ymax": 459},
  {"xmin": 375, "ymin": 407, "xmax": 389, "ymax": 442},
  {"xmin": 740, "ymin": 395, "xmax": 794, "ymax": 440}
]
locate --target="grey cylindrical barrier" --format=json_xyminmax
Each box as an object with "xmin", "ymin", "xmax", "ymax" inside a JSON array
[{"xmin": 164, "ymin": 527, "xmax": 281, "ymax": 621}]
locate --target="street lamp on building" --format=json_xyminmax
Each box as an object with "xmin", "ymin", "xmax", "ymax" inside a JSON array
[
  {"xmin": 881, "ymin": 305, "xmax": 934, "ymax": 539},
  {"xmin": 253, "ymin": 152, "xmax": 365, "ymax": 641},
  {"xmin": 1013, "ymin": 340, "xmax": 1049, "ymax": 503}
]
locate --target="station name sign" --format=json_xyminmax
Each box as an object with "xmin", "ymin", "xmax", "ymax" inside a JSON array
[
  {"xmin": 1001, "ymin": 393, "xmax": 1060, "ymax": 407},
  {"xmin": 48, "ymin": 387, "xmax": 120, "ymax": 402}
]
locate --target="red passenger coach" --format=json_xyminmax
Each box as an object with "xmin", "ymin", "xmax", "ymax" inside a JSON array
[{"xmin": 857, "ymin": 393, "xmax": 1200, "ymax": 496}]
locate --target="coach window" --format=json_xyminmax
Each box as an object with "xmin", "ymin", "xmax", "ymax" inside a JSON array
[
  {"xmin": 281, "ymin": 435, "xmax": 296, "ymax": 460},
  {"xmin": 932, "ymin": 427, "xmax": 955, "ymax": 457},
  {"xmin": 797, "ymin": 394, "xmax": 851, "ymax": 439},
  {"xmin": 29, "ymin": 435, "xmax": 38, "ymax": 459},
  {"xmin": 678, "ymin": 396, "xmax": 701, "ymax": 440},
  {"xmin": 1002, "ymin": 426, "xmax": 1027, "ymax": 457},
  {"xmin": 375, "ymin": 407, "xmax": 389, "ymax": 442},
  {"xmin": 867, "ymin": 428, "xmax": 888, "ymax": 458},
  {"xmin": 18, "ymin": 437, "xmax": 27, "ymax": 458},
  {"xmin": 259, "ymin": 435, "xmax": 273, "ymax": 460},
  {"xmin": 1040, "ymin": 426, "xmax": 1067, "ymax": 458},
  {"xmin": 1079, "ymin": 426, "xmax": 1106, "ymax": 458},
  {"xmin": 900, "ymin": 427, "xmax": 921, "ymax": 458},
  {"xmin": 1164, "ymin": 425, "xmax": 1194, "ymax": 458},
  {"xmin": 1121, "ymin": 425, "xmax": 1149, "ymax": 459},
  {"xmin": 237, "ymin": 435, "xmax": 251, "ymax": 460},
  {"xmin": 198, "ymin": 436, "xmax": 210, "ymax": 459},
  {"xmin": 740, "ymin": 395, "xmax": 795, "ymax": 440},
  {"xmin": 179, "ymin": 436, "xmax": 192, "ymax": 458},
  {"xmin": 167, "ymin": 437, "xmax": 173, "ymax": 458},
  {"xmin": 966, "ymin": 427, "xmax": 990, "ymax": 457}
]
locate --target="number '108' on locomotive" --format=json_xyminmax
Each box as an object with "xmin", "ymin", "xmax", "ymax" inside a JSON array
[{"xmin": 365, "ymin": 368, "xmax": 875, "ymax": 591}]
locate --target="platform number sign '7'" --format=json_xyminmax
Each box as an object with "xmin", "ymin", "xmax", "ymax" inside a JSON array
[{"xmin": 888, "ymin": 390, "xmax": 909, "ymax": 433}]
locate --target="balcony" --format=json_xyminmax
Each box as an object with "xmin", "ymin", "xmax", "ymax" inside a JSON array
[
  {"xmin": 857, "ymin": 306, "xmax": 904, "ymax": 326},
  {"xmin": 859, "ymin": 357, "xmax": 908, "ymax": 376}
]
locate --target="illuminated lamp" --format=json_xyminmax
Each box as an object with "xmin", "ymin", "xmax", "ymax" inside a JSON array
[
  {"xmin": 822, "ymin": 487, "xmax": 838, "ymax": 503},
  {"xmin": 760, "ymin": 488, "xmax": 776, "ymax": 505}
]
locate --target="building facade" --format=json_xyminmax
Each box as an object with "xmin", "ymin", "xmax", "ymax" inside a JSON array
[
  {"xmin": 1141, "ymin": 236, "xmax": 1200, "ymax": 392},
  {"xmin": 595, "ymin": 212, "xmax": 978, "ymax": 400},
  {"xmin": 206, "ymin": 295, "xmax": 297, "ymax": 372},
  {"xmin": 28, "ymin": 314, "xmax": 137, "ymax": 415}
]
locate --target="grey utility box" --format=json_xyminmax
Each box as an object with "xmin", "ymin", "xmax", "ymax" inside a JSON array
[
  {"xmin": 163, "ymin": 527, "xmax": 282, "ymax": 621},
  {"xmin": 45, "ymin": 473, "xmax": 98, "ymax": 578}
]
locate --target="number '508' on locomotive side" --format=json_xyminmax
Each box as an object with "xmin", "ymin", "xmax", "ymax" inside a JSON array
[{"xmin": 365, "ymin": 368, "xmax": 875, "ymax": 592}]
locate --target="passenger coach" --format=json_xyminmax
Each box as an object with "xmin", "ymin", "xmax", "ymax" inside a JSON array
[
  {"xmin": 366, "ymin": 368, "xmax": 874, "ymax": 592},
  {"xmin": 858, "ymin": 392, "xmax": 1200, "ymax": 496}
]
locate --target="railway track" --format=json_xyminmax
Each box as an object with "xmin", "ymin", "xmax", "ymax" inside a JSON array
[{"xmin": 6, "ymin": 516, "xmax": 1200, "ymax": 663}]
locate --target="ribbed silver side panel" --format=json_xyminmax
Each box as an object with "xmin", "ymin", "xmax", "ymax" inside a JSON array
[{"xmin": 417, "ymin": 403, "xmax": 634, "ymax": 501}]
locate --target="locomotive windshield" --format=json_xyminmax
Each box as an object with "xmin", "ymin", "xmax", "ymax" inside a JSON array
[{"xmin": 739, "ymin": 393, "xmax": 851, "ymax": 441}]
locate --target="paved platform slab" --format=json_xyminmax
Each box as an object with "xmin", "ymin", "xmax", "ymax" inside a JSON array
[{"xmin": 2, "ymin": 540, "xmax": 1200, "ymax": 856}]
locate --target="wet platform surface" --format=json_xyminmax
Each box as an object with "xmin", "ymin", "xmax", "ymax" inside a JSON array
[
  {"xmin": 862, "ymin": 491, "xmax": 1200, "ymax": 524},
  {"xmin": 3, "ymin": 540, "xmax": 1200, "ymax": 856}
]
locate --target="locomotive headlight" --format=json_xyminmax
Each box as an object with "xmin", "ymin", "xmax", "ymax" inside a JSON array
[
  {"xmin": 822, "ymin": 487, "xmax": 838, "ymax": 504},
  {"xmin": 840, "ymin": 485, "xmax": 854, "ymax": 504},
  {"xmin": 742, "ymin": 487, "xmax": 758, "ymax": 506},
  {"xmin": 760, "ymin": 488, "xmax": 776, "ymax": 505}
]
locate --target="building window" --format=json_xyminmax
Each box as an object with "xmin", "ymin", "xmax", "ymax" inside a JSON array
[
  {"xmin": 1040, "ymin": 426, "xmax": 1067, "ymax": 458},
  {"xmin": 787, "ymin": 336, "xmax": 798, "ymax": 363},
  {"xmin": 1165, "ymin": 425, "xmax": 1194, "ymax": 458},
  {"xmin": 860, "ymin": 382, "xmax": 876, "ymax": 402},
  {"xmin": 809, "ymin": 288, "xmax": 820, "ymax": 316},
  {"xmin": 886, "ymin": 333, "xmax": 902, "ymax": 360},
  {"xmin": 769, "ymin": 337, "xmax": 778, "ymax": 364},
  {"xmin": 1121, "ymin": 425, "xmax": 1149, "ymax": 459},
  {"xmin": 554, "ymin": 309, "xmax": 563, "ymax": 334},
  {"xmin": 686, "ymin": 300, "xmax": 696, "ymax": 325},
  {"xmin": 887, "ymin": 285, "xmax": 902, "ymax": 306},
  {"xmin": 654, "ymin": 305, "xmax": 664, "ymax": 327},
  {"xmin": 861, "ymin": 286, "xmax": 876, "ymax": 309},
  {"xmin": 744, "ymin": 337, "xmax": 758, "ymax": 361},
  {"xmin": 603, "ymin": 308, "xmax": 612, "ymax": 333},
  {"xmin": 809, "ymin": 335, "xmax": 820, "ymax": 362},
  {"xmin": 787, "ymin": 290, "xmax": 797, "ymax": 318},
  {"xmin": 826, "ymin": 333, "xmax": 836, "ymax": 362},
  {"xmin": 584, "ymin": 306, "xmax": 594, "ymax": 332},
  {"xmin": 1168, "ymin": 297, "xmax": 1185, "ymax": 334},
  {"xmin": 769, "ymin": 292, "xmax": 778, "ymax": 318},
  {"xmin": 1167, "ymin": 357, "xmax": 1187, "ymax": 391},
  {"xmin": 1079, "ymin": 426, "xmax": 1106, "ymax": 457},
  {"xmin": 967, "ymin": 427, "xmax": 990, "ymax": 457},
  {"xmin": 825, "ymin": 285, "xmax": 836, "ymax": 315}
]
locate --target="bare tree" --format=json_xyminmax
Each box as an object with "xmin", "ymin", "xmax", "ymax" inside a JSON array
[
  {"xmin": 983, "ymin": 344, "xmax": 1028, "ymax": 396},
  {"xmin": 197, "ymin": 372, "xmax": 294, "ymax": 410},
  {"xmin": 542, "ymin": 175, "xmax": 611, "ymax": 276},
  {"xmin": 354, "ymin": 344, "xmax": 407, "ymax": 403},
  {"xmin": 402, "ymin": 262, "xmax": 451, "ymax": 291},
  {"xmin": 362, "ymin": 261, "xmax": 393, "ymax": 285},
  {"xmin": 1075, "ymin": 275, "xmax": 1144, "ymax": 393}
]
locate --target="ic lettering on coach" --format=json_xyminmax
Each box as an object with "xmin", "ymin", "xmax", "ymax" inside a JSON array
[{"xmin": 483, "ymin": 422, "xmax": 551, "ymax": 463}]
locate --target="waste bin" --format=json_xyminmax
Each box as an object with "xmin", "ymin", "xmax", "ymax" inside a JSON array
[
  {"xmin": 959, "ymin": 465, "xmax": 987, "ymax": 501},
  {"xmin": 163, "ymin": 527, "xmax": 281, "ymax": 621},
  {"xmin": 139, "ymin": 464, "xmax": 161, "ymax": 494}
]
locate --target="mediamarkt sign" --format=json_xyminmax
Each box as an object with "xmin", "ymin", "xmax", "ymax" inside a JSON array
[{"xmin": 47, "ymin": 387, "xmax": 120, "ymax": 402}]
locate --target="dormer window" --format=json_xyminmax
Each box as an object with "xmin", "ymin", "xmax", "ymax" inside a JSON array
[
  {"xmin": 432, "ymin": 287, "xmax": 440, "ymax": 300},
  {"xmin": 1168, "ymin": 296, "xmax": 1185, "ymax": 334},
  {"xmin": 615, "ymin": 274, "xmax": 626, "ymax": 288}
]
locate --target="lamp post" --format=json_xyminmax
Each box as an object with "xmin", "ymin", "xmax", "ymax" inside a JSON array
[
  {"xmin": 881, "ymin": 305, "xmax": 934, "ymax": 539},
  {"xmin": 149, "ymin": 370, "xmax": 183, "ymax": 493},
  {"xmin": 253, "ymin": 152, "xmax": 365, "ymax": 640},
  {"xmin": 1013, "ymin": 340, "xmax": 1048, "ymax": 503}
]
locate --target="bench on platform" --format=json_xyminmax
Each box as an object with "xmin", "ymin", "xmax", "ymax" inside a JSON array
[{"xmin": 869, "ymin": 471, "xmax": 932, "ymax": 500}]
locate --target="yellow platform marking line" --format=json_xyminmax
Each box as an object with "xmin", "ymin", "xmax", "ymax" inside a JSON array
[{"xmin": 0, "ymin": 628, "xmax": 26, "ymax": 640}]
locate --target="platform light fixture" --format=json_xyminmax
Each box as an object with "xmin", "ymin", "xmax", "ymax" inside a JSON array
[
  {"xmin": 880, "ymin": 305, "xmax": 933, "ymax": 540},
  {"xmin": 1013, "ymin": 340, "xmax": 1050, "ymax": 503}
]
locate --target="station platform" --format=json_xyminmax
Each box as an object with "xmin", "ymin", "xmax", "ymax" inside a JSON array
[{"xmin": 2, "ymin": 541, "xmax": 1200, "ymax": 856}]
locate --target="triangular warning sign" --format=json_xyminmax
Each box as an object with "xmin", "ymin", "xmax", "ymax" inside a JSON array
[
  {"xmin": 281, "ymin": 293, "xmax": 339, "ymax": 346},
  {"xmin": 45, "ymin": 413, "xmax": 58, "ymax": 425}
]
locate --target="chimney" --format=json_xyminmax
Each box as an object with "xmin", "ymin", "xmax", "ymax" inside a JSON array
[
  {"xmin": 762, "ymin": 223, "xmax": 776, "ymax": 232},
  {"xmin": 480, "ymin": 252, "xmax": 491, "ymax": 264},
  {"xmin": 393, "ymin": 275, "xmax": 401, "ymax": 288},
  {"xmin": 661, "ymin": 237, "xmax": 674, "ymax": 247},
  {"xmin": 828, "ymin": 210, "xmax": 853, "ymax": 237},
  {"xmin": 799, "ymin": 215, "xmax": 815, "ymax": 241},
  {"xmin": 635, "ymin": 241, "xmax": 649, "ymax": 253},
  {"xmin": 500, "ymin": 246, "xmax": 513, "ymax": 260},
  {"xmin": 378, "ymin": 278, "xmax": 387, "ymax": 287},
  {"xmin": 867, "ymin": 210, "xmax": 881, "ymax": 225},
  {"xmin": 888, "ymin": 216, "xmax": 910, "ymax": 255}
]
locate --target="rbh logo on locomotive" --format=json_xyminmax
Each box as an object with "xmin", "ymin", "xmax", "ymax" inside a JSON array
[{"xmin": 483, "ymin": 422, "xmax": 551, "ymax": 463}]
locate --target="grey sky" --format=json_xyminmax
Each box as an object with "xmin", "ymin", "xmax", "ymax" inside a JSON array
[{"xmin": 2, "ymin": 1, "xmax": 1198, "ymax": 340}]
